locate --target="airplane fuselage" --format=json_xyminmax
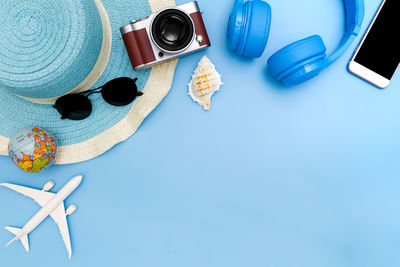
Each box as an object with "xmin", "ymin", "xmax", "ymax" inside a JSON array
[{"xmin": 22, "ymin": 176, "xmax": 82, "ymax": 234}]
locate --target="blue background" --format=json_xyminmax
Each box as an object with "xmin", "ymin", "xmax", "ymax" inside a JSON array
[{"xmin": 1, "ymin": 0, "xmax": 400, "ymax": 266}]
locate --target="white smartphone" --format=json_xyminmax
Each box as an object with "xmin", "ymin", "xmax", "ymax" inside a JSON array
[{"xmin": 348, "ymin": 0, "xmax": 400, "ymax": 89}]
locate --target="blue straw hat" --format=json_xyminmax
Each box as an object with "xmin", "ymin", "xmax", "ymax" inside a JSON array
[{"xmin": 0, "ymin": 0, "xmax": 178, "ymax": 164}]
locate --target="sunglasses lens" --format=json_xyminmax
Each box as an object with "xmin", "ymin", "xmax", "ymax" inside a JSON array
[
  {"xmin": 53, "ymin": 94, "xmax": 92, "ymax": 120},
  {"xmin": 101, "ymin": 77, "xmax": 143, "ymax": 106}
]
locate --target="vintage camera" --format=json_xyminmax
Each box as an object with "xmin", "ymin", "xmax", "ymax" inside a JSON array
[{"xmin": 120, "ymin": 1, "xmax": 211, "ymax": 70}]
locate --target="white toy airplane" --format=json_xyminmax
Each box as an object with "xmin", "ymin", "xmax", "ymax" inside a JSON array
[{"xmin": 0, "ymin": 175, "xmax": 82, "ymax": 259}]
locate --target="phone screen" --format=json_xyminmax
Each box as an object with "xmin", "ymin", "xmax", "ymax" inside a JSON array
[{"xmin": 354, "ymin": 0, "xmax": 400, "ymax": 80}]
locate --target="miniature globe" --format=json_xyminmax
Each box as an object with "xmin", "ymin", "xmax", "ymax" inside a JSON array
[{"xmin": 8, "ymin": 127, "xmax": 58, "ymax": 173}]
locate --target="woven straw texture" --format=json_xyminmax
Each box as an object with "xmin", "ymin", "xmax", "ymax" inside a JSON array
[
  {"xmin": 0, "ymin": 0, "xmax": 177, "ymax": 164},
  {"xmin": 0, "ymin": 0, "xmax": 104, "ymax": 99}
]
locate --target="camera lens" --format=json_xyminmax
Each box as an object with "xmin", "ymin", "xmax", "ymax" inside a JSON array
[{"xmin": 151, "ymin": 8, "xmax": 194, "ymax": 52}]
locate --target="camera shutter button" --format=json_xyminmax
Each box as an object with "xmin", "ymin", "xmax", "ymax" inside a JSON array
[
  {"xmin": 130, "ymin": 16, "xmax": 149, "ymax": 24},
  {"xmin": 139, "ymin": 16, "xmax": 149, "ymax": 22}
]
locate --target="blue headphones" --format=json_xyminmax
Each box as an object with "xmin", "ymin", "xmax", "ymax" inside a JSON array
[{"xmin": 227, "ymin": 0, "xmax": 365, "ymax": 86}]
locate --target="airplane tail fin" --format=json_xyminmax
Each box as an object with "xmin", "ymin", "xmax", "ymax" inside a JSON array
[{"xmin": 5, "ymin": 226, "xmax": 29, "ymax": 252}]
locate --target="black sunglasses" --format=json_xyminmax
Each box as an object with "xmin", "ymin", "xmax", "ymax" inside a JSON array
[{"xmin": 53, "ymin": 77, "xmax": 143, "ymax": 120}]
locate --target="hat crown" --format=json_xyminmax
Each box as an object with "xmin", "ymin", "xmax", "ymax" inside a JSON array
[{"xmin": 0, "ymin": 0, "xmax": 103, "ymax": 99}]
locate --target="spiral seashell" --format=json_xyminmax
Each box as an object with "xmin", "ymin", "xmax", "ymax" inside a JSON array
[{"xmin": 188, "ymin": 56, "xmax": 222, "ymax": 110}]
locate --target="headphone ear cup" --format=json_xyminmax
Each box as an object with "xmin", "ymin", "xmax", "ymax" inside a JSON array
[
  {"xmin": 227, "ymin": 0, "xmax": 246, "ymax": 52},
  {"xmin": 267, "ymin": 35, "xmax": 327, "ymax": 85},
  {"xmin": 227, "ymin": 0, "xmax": 271, "ymax": 58},
  {"xmin": 241, "ymin": 0, "xmax": 271, "ymax": 58}
]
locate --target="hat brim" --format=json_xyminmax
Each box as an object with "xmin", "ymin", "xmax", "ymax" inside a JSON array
[{"xmin": 0, "ymin": 0, "xmax": 178, "ymax": 164}]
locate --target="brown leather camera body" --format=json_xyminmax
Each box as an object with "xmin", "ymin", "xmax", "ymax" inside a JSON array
[{"xmin": 121, "ymin": 2, "xmax": 210, "ymax": 70}]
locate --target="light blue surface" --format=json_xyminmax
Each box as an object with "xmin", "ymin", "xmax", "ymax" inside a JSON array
[{"xmin": 1, "ymin": 0, "xmax": 400, "ymax": 266}]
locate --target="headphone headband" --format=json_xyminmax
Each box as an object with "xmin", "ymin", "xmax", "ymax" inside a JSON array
[
  {"xmin": 344, "ymin": 0, "xmax": 364, "ymax": 35},
  {"xmin": 325, "ymin": 0, "xmax": 364, "ymax": 66}
]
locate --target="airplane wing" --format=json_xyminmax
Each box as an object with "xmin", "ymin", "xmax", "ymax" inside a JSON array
[
  {"xmin": 50, "ymin": 202, "xmax": 72, "ymax": 259},
  {"xmin": 0, "ymin": 183, "xmax": 54, "ymax": 207}
]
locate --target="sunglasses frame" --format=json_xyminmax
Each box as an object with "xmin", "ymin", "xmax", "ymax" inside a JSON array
[{"xmin": 53, "ymin": 77, "xmax": 142, "ymax": 121}]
